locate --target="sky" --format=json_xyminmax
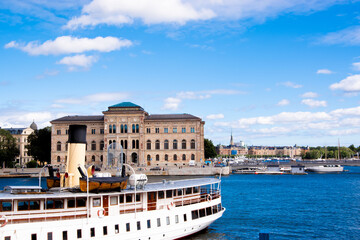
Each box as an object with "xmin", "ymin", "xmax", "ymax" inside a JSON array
[{"xmin": 1, "ymin": 0, "xmax": 360, "ymax": 147}]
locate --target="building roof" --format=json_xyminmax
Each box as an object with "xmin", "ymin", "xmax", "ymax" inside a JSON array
[
  {"xmin": 145, "ymin": 114, "xmax": 201, "ymax": 121},
  {"xmin": 51, "ymin": 115, "xmax": 104, "ymax": 122},
  {"xmin": 30, "ymin": 121, "xmax": 37, "ymax": 131},
  {"xmin": 109, "ymin": 102, "xmax": 142, "ymax": 108},
  {"xmin": 4, "ymin": 128, "xmax": 26, "ymax": 135}
]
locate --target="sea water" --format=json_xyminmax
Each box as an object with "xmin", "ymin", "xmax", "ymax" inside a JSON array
[{"xmin": 1, "ymin": 167, "xmax": 360, "ymax": 239}]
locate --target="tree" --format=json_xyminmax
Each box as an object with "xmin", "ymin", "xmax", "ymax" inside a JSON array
[
  {"xmin": 349, "ymin": 144, "xmax": 356, "ymax": 153},
  {"xmin": 204, "ymin": 138, "xmax": 217, "ymax": 159},
  {"xmin": 0, "ymin": 129, "xmax": 20, "ymax": 167},
  {"xmin": 26, "ymin": 127, "xmax": 51, "ymax": 166}
]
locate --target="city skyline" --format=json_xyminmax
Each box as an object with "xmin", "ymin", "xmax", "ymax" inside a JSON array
[{"xmin": 1, "ymin": 1, "xmax": 360, "ymax": 147}]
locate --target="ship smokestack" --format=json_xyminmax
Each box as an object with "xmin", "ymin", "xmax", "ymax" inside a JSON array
[{"xmin": 65, "ymin": 125, "xmax": 87, "ymax": 188}]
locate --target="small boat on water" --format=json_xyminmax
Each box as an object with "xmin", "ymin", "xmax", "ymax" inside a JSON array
[{"xmin": 306, "ymin": 165, "xmax": 344, "ymax": 173}]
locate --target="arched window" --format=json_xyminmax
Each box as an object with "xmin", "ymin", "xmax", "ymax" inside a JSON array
[
  {"xmin": 136, "ymin": 140, "xmax": 139, "ymax": 149},
  {"xmin": 182, "ymin": 139, "xmax": 186, "ymax": 149},
  {"xmin": 124, "ymin": 140, "xmax": 128, "ymax": 149},
  {"xmin": 124, "ymin": 124, "xmax": 128, "ymax": 133},
  {"xmin": 100, "ymin": 155, "xmax": 103, "ymax": 162},
  {"xmin": 191, "ymin": 139, "xmax": 195, "ymax": 149},
  {"xmin": 109, "ymin": 125, "xmax": 113, "ymax": 134},
  {"xmin": 164, "ymin": 140, "xmax": 169, "ymax": 149},
  {"xmin": 91, "ymin": 155, "xmax": 95, "ymax": 162},
  {"xmin": 136, "ymin": 124, "xmax": 139, "ymax": 133},
  {"xmin": 147, "ymin": 140, "xmax": 151, "ymax": 150},
  {"xmin": 155, "ymin": 140, "xmax": 160, "ymax": 150},
  {"xmin": 132, "ymin": 124, "xmax": 135, "ymax": 133},
  {"xmin": 57, "ymin": 141, "xmax": 61, "ymax": 151},
  {"xmin": 132, "ymin": 140, "xmax": 135, "ymax": 149},
  {"xmin": 173, "ymin": 140, "xmax": 178, "ymax": 150},
  {"xmin": 109, "ymin": 140, "xmax": 112, "ymax": 147},
  {"xmin": 182, "ymin": 154, "xmax": 186, "ymax": 161},
  {"xmin": 113, "ymin": 140, "xmax": 116, "ymax": 149},
  {"xmin": 91, "ymin": 141, "xmax": 96, "ymax": 151},
  {"xmin": 57, "ymin": 156, "xmax": 60, "ymax": 162},
  {"xmin": 121, "ymin": 140, "xmax": 124, "ymax": 148},
  {"xmin": 156, "ymin": 154, "xmax": 159, "ymax": 161},
  {"xmin": 65, "ymin": 142, "xmax": 68, "ymax": 151},
  {"xmin": 121, "ymin": 124, "xmax": 124, "ymax": 133},
  {"xmin": 165, "ymin": 154, "xmax": 168, "ymax": 161},
  {"xmin": 100, "ymin": 141, "xmax": 104, "ymax": 151},
  {"xmin": 191, "ymin": 154, "xmax": 195, "ymax": 160},
  {"xmin": 173, "ymin": 154, "xmax": 177, "ymax": 161},
  {"xmin": 147, "ymin": 155, "xmax": 151, "ymax": 161},
  {"xmin": 113, "ymin": 124, "xmax": 116, "ymax": 133}
]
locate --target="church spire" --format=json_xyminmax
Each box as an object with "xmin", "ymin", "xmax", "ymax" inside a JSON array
[{"xmin": 230, "ymin": 129, "xmax": 234, "ymax": 146}]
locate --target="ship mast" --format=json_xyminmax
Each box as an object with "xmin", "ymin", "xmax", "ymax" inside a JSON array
[{"xmin": 338, "ymin": 138, "xmax": 341, "ymax": 160}]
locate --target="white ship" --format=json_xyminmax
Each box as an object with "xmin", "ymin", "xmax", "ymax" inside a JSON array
[
  {"xmin": 306, "ymin": 165, "xmax": 344, "ymax": 173},
  {"xmin": 0, "ymin": 125, "xmax": 224, "ymax": 240}
]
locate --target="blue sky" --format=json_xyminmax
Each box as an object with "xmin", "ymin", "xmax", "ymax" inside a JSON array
[{"xmin": 1, "ymin": 0, "xmax": 360, "ymax": 147}]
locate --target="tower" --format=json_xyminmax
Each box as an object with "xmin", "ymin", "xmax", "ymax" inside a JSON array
[{"xmin": 230, "ymin": 129, "xmax": 234, "ymax": 146}]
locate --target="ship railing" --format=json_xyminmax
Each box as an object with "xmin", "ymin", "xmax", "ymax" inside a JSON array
[
  {"xmin": 119, "ymin": 202, "xmax": 144, "ymax": 214},
  {"xmin": 172, "ymin": 190, "xmax": 221, "ymax": 207}
]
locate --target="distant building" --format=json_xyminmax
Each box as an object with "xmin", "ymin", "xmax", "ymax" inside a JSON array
[
  {"xmin": 2, "ymin": 121, "xmax": 37, "ymax": 165},
  {"xmin": 50, "ymin": 102, "xmax": 205, "ymax": 167},
  {"xmin": 247, "ymin": 145, "xmax": 308, "ymax": 158},
  {"xmin": 216, "ymin": 133, "xmax": 248, "ymax": 156}
]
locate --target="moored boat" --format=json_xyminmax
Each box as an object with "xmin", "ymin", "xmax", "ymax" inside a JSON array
[{"xmin": 306, "ymin": 165, "xmax": 344, "ymax": 173}]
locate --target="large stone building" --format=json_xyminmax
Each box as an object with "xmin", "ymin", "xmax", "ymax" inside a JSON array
[
  {"xmin": 50, "ymin": 102, "xmax": 205, "ymax": 167},
  {"xmin": 3, "ymin": 121, "xmax": 37, "ymax": 165}
]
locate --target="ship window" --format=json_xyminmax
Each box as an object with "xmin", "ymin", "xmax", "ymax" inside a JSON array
[
  {"xmin": 206, "ymin": 207, "xmax": 212, "ymax": 216},
  {"xmin": 5, "ymin": 237, "xmax": 10, "ymax": 240},
  {"xmin": 47, "ymin": 232, "xmax": 52, "ymax": 240},
  {"xmin": 119, "ymin": 195, "xmax": 124, "ymax": 204},
  {"xmin": 126, "ymin": 223, "xmax": 130, "ymax": 232},
  {"xmin": 103, "ymin": 226, "xmax": 108, "ymax": 236},
  {"xmin": 193, "ymin": 187, "xmax": 199, "ymax": 193},
  {"xmin": 158, "ymin": 191, "xmax": 164, "ymax": 199},
  {"xmin": 62, "ymin": 231, "xmax": 68, "ymax": 240},
  {"xmin": 183, "ymin": 214, "xmax": 187, "ymax": 222},
  {"xmin": 166, "ymin": 216, "xmax": 170, "ymax": 225},
  {"xmin": 166, "ymin": 190, "xmax": 172, "ymax": 198},
  {"xmin": 191, "ymin": 210, "xmax": 199, "ymax": 220},
  {"xmin": 115, "ymin": 224, "xmax": 119, "ymax": 234},
  {"xmin": 147, "ymin": 219, "xmax": 151, "ymax": 228},
  {"xmin": 93, "ymin": 198, "xmax": 101, "ymax": 207},
  {"xmin": 212, "ymin": 205, "xmax": 218, "ymax": 214},
  {"xmin": 54, "ymin": 200, "xmax": 63, "ymax": 209},
  {"xmin": 177, "ymin": 189, "xmax": 183, "ymax": 196},
  {"xmin": 31, "ymin": 234, "xmax": 37, "ymax": 240},
  {"xmin": 137, "ymin": 221, "xmax": 141, "ymax": 230},
  {"xmin": 77, "ymin": 198, "xmax": 86, "ymax": 208},
  {"xmin": 90, "ymin": 227, "xmax": 95, "ymax": 237},
  {"xmin": 126, "ymin": 194, "xmax": 133, "ymax": 203},
  {"xmin": 110, "ymin": 196, "xmax": 117, "ymax": 205},
  {"xmin": 199, "ymin": 208, "xmax": 206, "ymax": 218},
  {"xmin": 173, "ymin": 189, "xmax": 177, "ymax": 197},
  {"xmin": 77, "ymin": 229, "xmax": 82, "ymax": 239},
  {"xmin": 1, "ymin": 201, "xmax": 12, "ymax": 212},
  {"xmin": 175, "ymin": 215, "xmax": 179, "ymax": 223},
  {"xmin": 30, "ymin": 200, "xmax": 40, "ymax": 210},
  {"xmin": 67, "ymin": 199, "xmax": 75, "ymax": 208},
  {"xmin": 157, "ymin": 218, "xmax": 161, "ymax": 227},
  {"xmin": 186, "ymin": 187, "xmax": 192, "ymax": 195},
  {"xmin": 136, "ymin": 193, "xmax": 141, "ymax": 202},
  {"xmin": 218, "ymin": 203, "xmax": 222, "ymax": 212}
]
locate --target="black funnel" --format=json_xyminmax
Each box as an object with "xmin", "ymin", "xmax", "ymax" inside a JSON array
[{"xmin": 68, "ymin": 125, "xmax": 87, "ymax": 144}]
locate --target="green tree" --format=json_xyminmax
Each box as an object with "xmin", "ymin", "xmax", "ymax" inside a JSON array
[
  {"xmin": 26, "ymin": 127, "xmax": 51, "ymax": 166},
  {"xmin": 349, "ymin": 144, "xmax": 356, "ymax": 153},
  {"xmin": 0, "ymin": 129, "xmax": 20, "ymax": 167},
  {"xmin": 204, "ymin": 138, "xmax": 217, "ymax": 159}
]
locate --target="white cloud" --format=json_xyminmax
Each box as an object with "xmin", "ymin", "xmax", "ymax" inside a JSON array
[
  {"xmin": 330, "ymin": 106, "xmax": 360, "ymax": 117},
  {"xmin": 277, "ymin": 99, "xmax": 290, "ymax": 106},
  {"xmin": 0, "ymin": 111, "xmax": 53, "ymax": 129},
  {"xmin": 320, "ymin": 26, "xmax": 360, "ymax": 45},
  {"xmin": 162, "ymin": 97, "xmax": 181, "ymax": 111},
  {"xmin": 279, "ymin": 81, "xmax": 302, "ymax": 88},
  {"xmin": 177, "ymin": 91, "xmax": 211, "ymax": 100},
  {"xmin": 330, "ymin": 74, "xmax": 360, "ymax": 92},
  {"xmin": 56, "ymin": 92, "xmax": 129, "ymax": 105},
  {"xmin": 352, "ymin": 62, "xmax": 360, "ymax": 71},
  {"xmin": 206, "ymin": 113, "xmax": 224, "ymax": 120},
  {"xmin": 301, "ymin": 99, "xmax": 327, "ymax": 107},
  {"xmin": 36, "ymin": 69, "xmax": 60, "ymax": 79},
  {"xmin": 5, "ymin": 36, "xmax": 132, "ymax": 56},
  {"xmin": 301, "ymin": 92, "xmax": 318, "ymax": 98},
  {"xmin": 66, "ymin": 0, "xmax": 342, "ymax": 29},
  {"xmin": 317, "ymin": 69, "xmax": 333, "ymax": 74},
  {"xmin": 57, "ymin": 54, "xmax": 98, "ymax": 69}
]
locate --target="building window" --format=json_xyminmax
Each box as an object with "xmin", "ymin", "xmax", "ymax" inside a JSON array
[
  {"xmin": 91, "ymin": 129, "xmax": 96, "ymax": 134},
  {"xmin": 57, "ymin": 130, "xmax": 61, "ymax": 135},
  {"xmin": 91, "ymin": 141, "xmax": 96, "ymax": 151},
  {"xmin": 113, "ymin": 124, "xmax": 116, "ymax": 133},
  {"xmin": 124, "ymin": 124, "xmax": 128, "ymax": 133},
  {"xmin": 100, "ymin": 141, "xmax": 104, "ymax": 150},
  {"xmin": 165, "ymin": 154, "xmax": 168, "ymax": 161},
  {"xmin": 182, "ymin": 128, "xmax": 186, "ymax": 133},
  {"xmin": 77, "ymin": 229, "xmax": 82, "ymax": 239},
  {"xmin": 164, "ymin": 140, "xmax": 169, "ymax": 149},
  {"xmin": 57, "ymin": 141, "xmax": 61, "ymax": 151},
  {"xmin": 191, "ymin": 154, "xmax": 195, "ymax": 160},
  {"xmin": 147, "ymin": 155, "xmax": 151, "ymax": 161},
  {"xmin": 155, "ymin": 140, "xmax": 160, "ymax": 149},
  {"xmin": 191, "ymin": 139, "xmax": 196, "ymax": 149},
  {"xmin": 146, "ymin": 128, "xmax": 150, "ymax": 133},
  {"xmin": 100, "ymin": 129, "xmax": 104, "ymax": 134},
  {"xmin": 132, "ymin": 140, "xmax": 135, "ymax": 149},
  {"xmin": 156, "ymin": 154, "xmax": 159, "ymax": 161},
  {"xmin": 100, "ymin": 155, "xmax": 103, "ymax": 162},
  {"xmin": 182, "ymin": 154, "xmax": 186, "ymax": 161},
  {"xmin": 146, "ymin": 140, "xmax": 151, "ymax": 150},
  {"xmin": 136, "ymin": 140, "xmax": 139, "ymax": 149},
  {"xmin": 164, "ymin": 128, "xmax": 168, "ymax": 133},
  {"xmin": 136, "ymin": 124, "xmax": 139, "ymax": 133},
  {"xmin": 65, "ymin": 129, "xmax": 68, "ymax": 135},
  {"xmin": 121, "ymin": 124, "xmax": 124, "ymax": 133},
  {"xmin": 173, "ymin": 140, "xmax": 178, "ymax": 149},
  {"xmin": 132, "ymin": 124, "xmax": 135, "ymax": 133},
  {"xmin": 173, "ymin": 128, "xmax": 177, "ymax": 133},
  {"xmin": 182, "ymin": 140, "xmax": 186, "ymax": 149},
  {"xmin": 191, "ymin": 127, "xmax": 195, "ymax": 133},
  {"xmin": 90, "ymin": 228, "xmax": 95, "ymax": 237},
  {"xmin": 109, "ymin": 125, "xmax": 112, "ymax": 134},
  {"xmin": 57, "ymin": 156, "xmax": 60, "ymax": 162},
  {"xmin": 124, "ymin": 140, "xmax": 128, "ymax": 149},
  {"xmin": 173, "ymin": 154, "xmax": 177, "ymax": 161},
  {"xmin": 91, "ymin": 155, "xmax": 95, "ymax": 162},
  {"xmin": 155, "ymin": 128, "xmax": 159, "ymax": 133}
]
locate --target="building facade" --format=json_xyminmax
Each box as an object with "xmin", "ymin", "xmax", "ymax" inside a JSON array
[{"xmin": 50, "ymin": 102, "xmax": 205, "ymax": 167}]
